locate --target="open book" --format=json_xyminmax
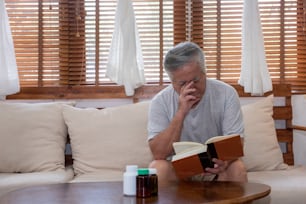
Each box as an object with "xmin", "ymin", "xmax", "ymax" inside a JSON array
[{"xmin": 171, "ymin": 134, "xmax": 244, "ymax": 179}]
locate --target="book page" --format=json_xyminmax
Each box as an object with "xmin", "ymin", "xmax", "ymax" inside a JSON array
[
  {"xmin": 173, "ymin": 141, "xmax": 204, "ymax": 154},
  {"xmin": 172, "ymin": 145, "xmax": 207, "ymax": 161}
]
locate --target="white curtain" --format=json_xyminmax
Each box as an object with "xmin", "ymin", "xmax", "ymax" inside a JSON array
[
  {"xmin": 106, "ymin": 0, "xmax": 145, "ymax": 96},
  {"xmin": 0, "ymin": 0, "xmax": 20, "ymax": 99},
  {"xmin": 239, "ymin": 0, "xmax": 272, "ymax": 96}
]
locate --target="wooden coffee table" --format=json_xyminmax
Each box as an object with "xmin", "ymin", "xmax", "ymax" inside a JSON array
[{"xmin": 0, "ymin": 181, "xmax": 270, "ymax": 204}]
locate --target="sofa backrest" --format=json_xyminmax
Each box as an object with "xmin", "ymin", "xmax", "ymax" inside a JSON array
[
  {"xmin": 64, "ymin": 84, "xmax": 294, "ymax": 166},
  {"xmin": 233, "ymin": 84, "xmax": 293, "ymax": 165}
]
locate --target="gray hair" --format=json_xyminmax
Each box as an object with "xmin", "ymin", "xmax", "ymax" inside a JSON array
[{"xmin": 163, "ymin": 42, "xmax": 206, "ymax": 78}]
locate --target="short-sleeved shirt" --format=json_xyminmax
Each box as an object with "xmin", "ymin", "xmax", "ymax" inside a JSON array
[{"xmin": 147, "ymin": 78, "xmax": 244, "ymax": 144}]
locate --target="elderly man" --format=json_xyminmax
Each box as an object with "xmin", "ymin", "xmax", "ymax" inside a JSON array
[{"xmin": 147, "ymin": 42, "xmax": 247, "ymax": 182}]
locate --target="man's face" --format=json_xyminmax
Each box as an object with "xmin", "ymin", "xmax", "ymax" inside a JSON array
[{"xmin": 171, "ymin": 61, "xmax": 206, "ymax": 105}]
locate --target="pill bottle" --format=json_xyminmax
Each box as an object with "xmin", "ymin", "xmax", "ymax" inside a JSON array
[
  {"xmin": 123, "ymin": 165, "xmax": 138, "ymax": 196},
  {"xmin": 148, "ymin": 168, "xmax": 158, "ymax": 196},
  {"xmin": 136, "ymin": 168, "xmax": 150, "ymax": 198}
]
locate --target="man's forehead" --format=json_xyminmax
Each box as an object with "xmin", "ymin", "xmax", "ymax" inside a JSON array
[
  {"xmin": 172, "ymin": 68, "xmax": 202, "ymax": 81},
  {"xmin": 176, "ymin": 75, "xmax": 199, "ymax": 82}
]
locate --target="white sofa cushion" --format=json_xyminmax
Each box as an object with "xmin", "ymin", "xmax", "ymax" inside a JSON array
[
  {"xmin": 0, "ymin": 167, "xmax": 74, "ymax": 198},
  {"xmin": 0, "ymin": 102, "xmax": 68, "ymax": 173},
  {"xmin": 241, "ymin": 95, "xmax": 288, "ymax": 171},
  {"xmin": 63, "ymin": 101, "xmax": 153, "ymax": 178},
  {"xmin": 248, "ymin": 166, "xmax": 306, "ymax": 204},
  {"xmin": 69, "ymin": 170, "xmax": 123, "ymax": 183}
]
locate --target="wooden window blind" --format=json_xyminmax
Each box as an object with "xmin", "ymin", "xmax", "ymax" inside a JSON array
[
  {"xmin": 174, "ymin": 0, "xmax": 306, "ymax": 93},
  {"xmin": 59, "ymin": 0, "xmax": 173, "ymax": 86},
  {"xmin": 5, "ymin": 0, "xmax": 60, "ymax": 87},
  {"xmin": 5, "ymin": 0, "xmax": 306, "ymax": 99}
]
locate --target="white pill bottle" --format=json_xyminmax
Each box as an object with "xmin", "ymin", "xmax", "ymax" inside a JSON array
[{"xmin": 123, "ymin": 165, "xmax": 138, "ymax": 196}]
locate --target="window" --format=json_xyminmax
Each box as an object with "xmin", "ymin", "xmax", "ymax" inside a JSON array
[{"xmin": 5, "ymin": 0, "xmax": 306, "ymax": 99}]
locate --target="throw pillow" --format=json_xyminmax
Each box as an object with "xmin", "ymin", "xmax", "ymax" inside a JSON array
[
  {"xmin": 0, "ymin": 102, "xmax": 69, "ymax": 173},
  {"xmin": 62, "ymin": 102, "xmax": 153, "ymax": 176},
  {"xmin": 241, "ymin": 95, "xmax": 288, "ymax": 171}
]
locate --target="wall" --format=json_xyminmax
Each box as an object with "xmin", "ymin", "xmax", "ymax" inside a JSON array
[{"xmin": 292, "ymin": 95, "xmax": 306, "ymax": 166}]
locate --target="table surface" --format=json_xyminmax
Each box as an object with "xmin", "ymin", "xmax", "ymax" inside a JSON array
[{"xmin": 0, "ymin": 181, "xmax": 270, "ymax": 204}]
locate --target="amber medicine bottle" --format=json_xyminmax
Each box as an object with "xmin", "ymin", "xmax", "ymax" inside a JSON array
[
  {"xmin": 148, "ymin": 168, "xmax": 158, "ymax": 196},
  {"xmin": 136, "ymin": 168, "xmax": 150, "ymax": 198}
]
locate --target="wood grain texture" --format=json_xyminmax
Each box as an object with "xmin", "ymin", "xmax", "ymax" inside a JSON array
[{"xmin": 0, "ymin": 181, "xmax": 270, "ymax": 204}]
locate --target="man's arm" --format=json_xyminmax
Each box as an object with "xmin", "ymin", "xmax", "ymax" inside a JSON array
[
  {"xmin": 148, "ymin": 109, "xmax": 185, "ymax": 160},
  {"xmin": 149, "ymin": 81, "xmax": 199, "ymax": 160}
]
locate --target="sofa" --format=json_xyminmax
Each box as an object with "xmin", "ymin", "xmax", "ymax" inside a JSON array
[{"xmin": 0, "ymin": 85, "xmax": 306, "ymax": 204}]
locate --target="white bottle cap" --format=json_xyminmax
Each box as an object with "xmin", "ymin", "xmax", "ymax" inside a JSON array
[
  {"xmin": 148, "ymin": 168, "xmax": 157, "ymax": 175},
  {"xmin": 126, "ymin": 165, "xmax": 138, "ymax": 172}
]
